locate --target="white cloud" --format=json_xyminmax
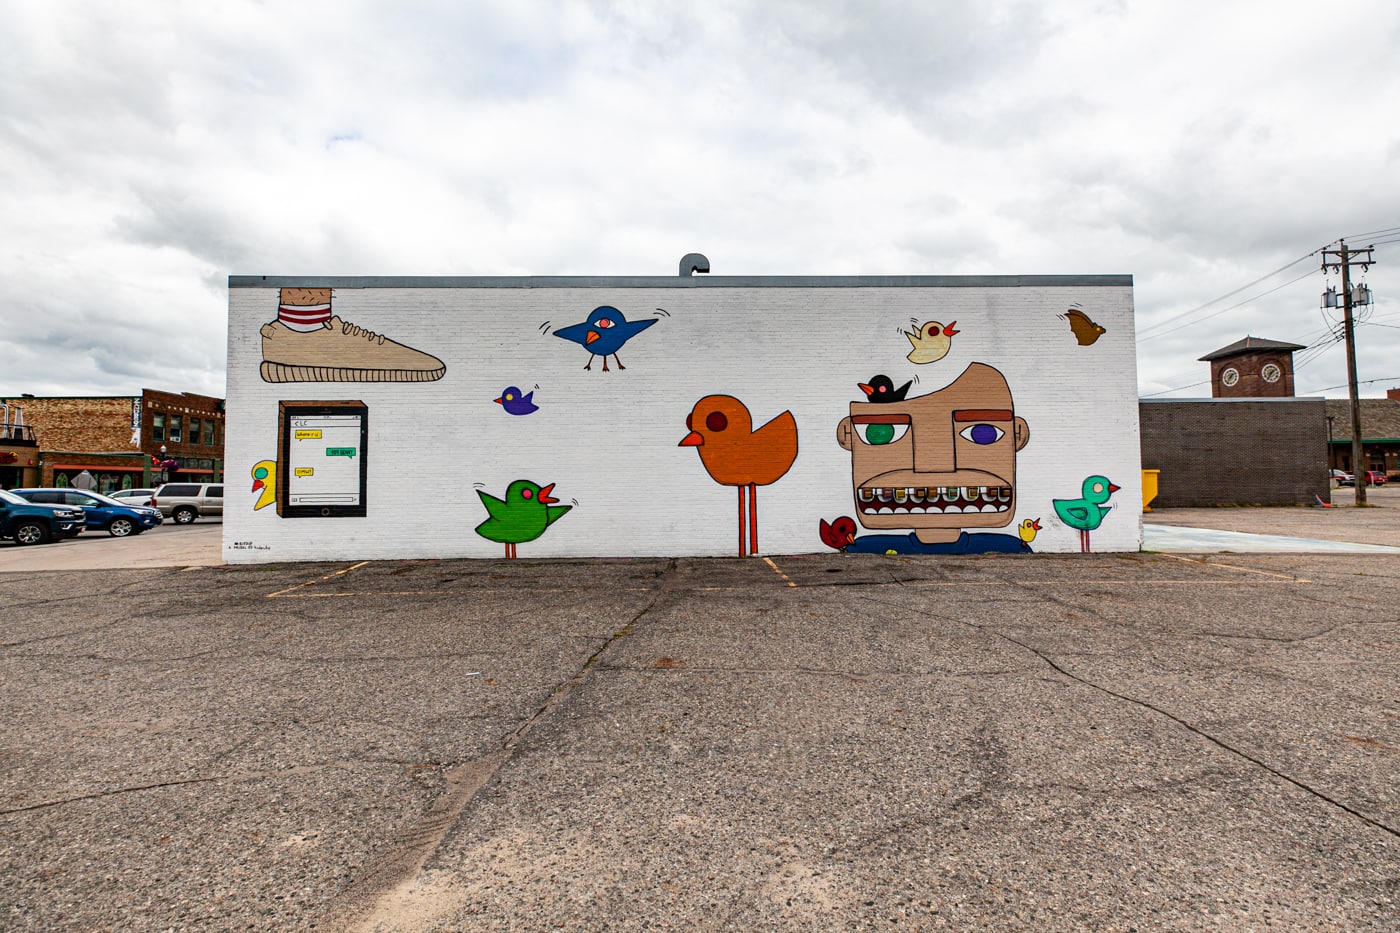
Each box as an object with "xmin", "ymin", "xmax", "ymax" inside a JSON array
[{"xmin": 1, "ymin": 0, "xmax": 1398, "ymax": 400}]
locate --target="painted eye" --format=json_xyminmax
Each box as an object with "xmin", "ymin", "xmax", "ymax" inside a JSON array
[
  {"xmin": 253, "ymin": 466, "xmax": 268, "ymax": 480},
  {"xmin": 854, "ymin": 422, "xmax": 910, "ymax": 445},
  {"xmin": 1092, "ymin": 482, "xmax": 1105, "ymax": 495},
  {"xmin": 504, "ymin": 393, "xmax": 514, "ymax": 401},
  {"xmin": 522, "ymin": 488, "xmax": 534, "ymax": 499},
  {"xmin": 686, "ymin": 413, "xmax": 693, "ymax": 430},
  {"xmin": 595, "ymin": 317, "xmax": 614, "ymax": 329},
  {"xmin": 959, "ymin": 424, "xmax": 1004, "ymax": 445},
  {"xmin": 706, "ymin": 411, "xmax": 728, "ymax": 432}
]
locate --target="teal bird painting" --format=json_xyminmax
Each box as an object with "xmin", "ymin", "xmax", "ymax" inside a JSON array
[
  {"xmin": 475, "ymin": 479, "xmax": 572, "ymax": 558},
  {"xmin": 1053, "ymin": 475, "xmax": 1120, "ymax": 552}
]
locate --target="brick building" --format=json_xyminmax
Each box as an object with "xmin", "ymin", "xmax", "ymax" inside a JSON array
[
  {"xmin": 1140, "ymin": 397, "xmax": 1329, "ymax": 507},
  {"xmin": 0, "ymin": 390, "xmax": 225, "ymax": 492},
  {"xmin": 1325, "ymin": 389, "xmax": 1400, "ymax": 477},
  {"xmin": 1199, "ymin": 336, "xmax": 1306, "ymax": 399}
]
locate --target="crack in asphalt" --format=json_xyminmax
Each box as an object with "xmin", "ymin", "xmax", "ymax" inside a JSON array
[
  {"xmin": 333, "ymin": 557, "xmax": 680, "ymax": 930},
  {"xmin": 998, "ymin": 631, "xmax": 1400, "ymax": 841}
]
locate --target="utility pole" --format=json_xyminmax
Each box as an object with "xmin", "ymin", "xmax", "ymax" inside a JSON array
[{"xmin": 1321, "ymin": 240, "xmax": 1375, "ymax": 505}]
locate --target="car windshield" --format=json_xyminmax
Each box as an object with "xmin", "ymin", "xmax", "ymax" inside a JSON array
[
  {"xmin": 0, "ymin": 489, "xmax": 24, "ymax": 505},
  {"xmin": 81, "ymin": 491, "xmax": 128, "ymax": 506}
]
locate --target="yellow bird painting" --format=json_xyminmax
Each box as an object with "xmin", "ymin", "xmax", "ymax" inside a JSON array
[
  {"xmin": 903, "ymin": 320, "xmax": 959, "ymax": 364},
  {"xmin": 251, "ymin": 460, "xmax": 277, "ymax": 511}
]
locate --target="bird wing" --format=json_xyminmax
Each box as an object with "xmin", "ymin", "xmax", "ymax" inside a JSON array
[
  {"xmin": 476, "ymin": 488, "xmax": 509, "ymax": 521},
  {"xmin": 552, "ymin": 321, "xmax": 592, "ymax": 346},
  {"xmin": 544, "ymin": 504, "xmax": 572, "ymax": 527},
  {"xmin": 1052, "ymin": 499, "xmax": 1091, "ymax": 528},
  {"xmin": 618, "ymin": 317, "xmax": 657, "ymax": 341},
  {"xmin": 904, "ymin": 330, "xmax": 920, "ymax": 348}
]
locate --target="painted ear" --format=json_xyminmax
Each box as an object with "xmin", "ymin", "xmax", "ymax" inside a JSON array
[
  {"xmin": 1014, "ymin": 417, "xmax": 1030, "ymax": 451},
  {"xmin": 836, "ymin": 417, "xmax": 853, "ymax": 451}
]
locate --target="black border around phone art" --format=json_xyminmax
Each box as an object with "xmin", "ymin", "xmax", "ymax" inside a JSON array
[{"xmin": 276, "ymin": 401, "xmax": 368, "ymax": 518}]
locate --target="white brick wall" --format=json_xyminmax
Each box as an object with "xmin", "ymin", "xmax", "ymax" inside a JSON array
[{"xmin": 225, "ymin": 280, "xmax": 1140, "ymax": 562}]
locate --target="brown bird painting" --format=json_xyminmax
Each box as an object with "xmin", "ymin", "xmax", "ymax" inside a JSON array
[
  {"xmin": 679, "ymin": 395, "xmax": 799, "ymax": 557},
  {"xmin": 1059, "ymin": 308, "xmax": 1107, "ymax": 346}
]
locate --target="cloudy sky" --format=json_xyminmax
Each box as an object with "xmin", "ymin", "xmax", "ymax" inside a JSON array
[{"xmin": 3, "ymin": 0, "xmax": 1398, "ymax": 402}]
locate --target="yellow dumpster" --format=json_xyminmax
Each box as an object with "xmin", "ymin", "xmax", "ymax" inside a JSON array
[{"xmin": 1141, "ymin": 469, "xmax": 1160, "ymax": 512}]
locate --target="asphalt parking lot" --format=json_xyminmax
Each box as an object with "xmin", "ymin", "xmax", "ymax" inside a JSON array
[{"xmin": 2, "ymin": 501, "xmax": 1399, "ymax": 931}]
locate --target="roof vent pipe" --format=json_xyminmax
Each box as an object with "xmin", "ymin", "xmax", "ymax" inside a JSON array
[{"xmin": 679, "ymin": 253, "xmax": 710, "ymax": 276}]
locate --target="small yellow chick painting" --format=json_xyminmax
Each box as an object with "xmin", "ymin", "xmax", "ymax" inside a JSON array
[
  {"xmin": 251, "ymin": 460, "xmax": 277, "ymax": 511},
  {"xmin": 1017, "ymin": 517, "xmax": 1041, "ymax": 545},
  {"xmin": 904, "ymin": 321, "xmax": 959, "ymax": 364}
]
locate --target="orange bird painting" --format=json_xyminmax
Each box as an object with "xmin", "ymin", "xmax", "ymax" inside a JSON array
[{"xmin": 679, "ymin": 395, "xmax": 798, "ymax": 557}]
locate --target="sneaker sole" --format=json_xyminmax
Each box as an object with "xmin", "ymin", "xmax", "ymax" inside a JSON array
[{"xmin": 260, "ymin": 362, "xmax": 445, "ymax": 383}]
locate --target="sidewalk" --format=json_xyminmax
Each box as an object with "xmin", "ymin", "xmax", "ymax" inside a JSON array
[{"xmin": 1143, "ymin": 483, "xmax": 1400, "ymax": 551}]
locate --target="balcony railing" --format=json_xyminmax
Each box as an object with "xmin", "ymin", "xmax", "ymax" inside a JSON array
[{"xmin": 0, "ymin": 424, "xmax": 38, "ymax": 445}]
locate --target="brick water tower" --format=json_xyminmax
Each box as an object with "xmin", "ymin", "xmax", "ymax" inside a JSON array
[{"xmin": 1199, "ymin": 336, "xmax": 1306, "ymax": 398}]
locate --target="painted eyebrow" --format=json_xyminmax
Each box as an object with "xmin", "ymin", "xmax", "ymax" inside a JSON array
[
  {"xmin": 953, "ymin": 409, "xmax": 1013, "ymax": 422},
  {"xmin": 852, "ymin": 414, "xmax": 912, "ymax": 425}
]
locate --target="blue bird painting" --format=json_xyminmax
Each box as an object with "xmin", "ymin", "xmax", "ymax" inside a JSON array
[
  {"xmin": 494, "ymin": 386, "xmax": 538, "ymax": 416},
  {"xmin": 553, "ymin": 306, "xmax": 657, "ymax": 371}
]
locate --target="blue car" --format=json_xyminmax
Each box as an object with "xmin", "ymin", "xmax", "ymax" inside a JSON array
[{"xmin": 13, "ymin": 488, "xmax": 164, "ymax": 537}]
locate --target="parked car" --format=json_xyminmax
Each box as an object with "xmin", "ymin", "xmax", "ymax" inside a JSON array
[
  {"xmin": 0, "ymin": 488, "xmax": 87, "ymax": 545},
  {"xmin": 152, "ymin": 483, "xmax": 224, "ymax": 524},
  {"xmin": 1363, "ymin": 470, "xmax": 1388, "ymax": 486},
  {"xmin": 1330, "ymin": 469, "xmax": 1354, "ymax": 486},
  {"xmin": 109, "ymin": 487, "xmax": 157, "ymax": 507},
  {"xmin": 13, "ymin": 488, "xmax": 163, "ymax": 537}
]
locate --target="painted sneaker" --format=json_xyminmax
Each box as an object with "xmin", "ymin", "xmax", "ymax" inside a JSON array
[{"xmin": 259, "ymin": 316, "xmax": 447, "ymax": 383}]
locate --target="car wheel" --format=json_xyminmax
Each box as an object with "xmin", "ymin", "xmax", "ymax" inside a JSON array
[
  {"xmin": 109, "ymin": 518, "xmax": 135, "ymax": 537},
  {"xmin": 14, "ymin": 522, "xmax": 50, "ymax": 546},
  {"xmin": 173, "ymin": 507, "xmax": 197, "ymax": 524}
]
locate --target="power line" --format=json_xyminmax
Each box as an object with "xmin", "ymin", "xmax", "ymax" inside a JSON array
[
  {"xmin": 1138, "ymin": 267, "xmax": 1319, "ymax": 341},
  {"xmin": 1136, "ymin": 250, "xmax": 1321, "ymax": 339},
  {"xmin": 1342, "ymin": 225, "xmax": 1400, "ymax": 240}
]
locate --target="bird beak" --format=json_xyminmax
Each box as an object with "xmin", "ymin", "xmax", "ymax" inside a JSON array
[
  {"xmin": 1108, "ymin": 484, "xmax": 1121, "ymax": 493},
  {"xmin": 944, "ymin": 321, "xmax": 958, "ymax": 336},
  {"xmin": 679, "ymin": 431, "xmax": 704, "ymax": 447},
  {"xmin": 493, "ymin": 397, "xmax": 503, "ymax": 405},
  {"xmin": 251, "ymin": 479, "xmax": 264, "ymax": 493},
  {"xmin": 538, "ymin": 483, "xmax": 559, "ymax": 504},
  {"xmin": 585, "ymin": 330, "xmax": 601, "ymax": 345},
  {"xmin": 1033, "ymin": 519, "xmax": 1041, "ymax": 531},
  {"xmin": 858, "ymin": 383, "xmax": 875, "ymax": 397}
]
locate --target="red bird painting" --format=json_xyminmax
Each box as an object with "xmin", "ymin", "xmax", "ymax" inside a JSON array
[{"xmin": 680, "ymin": 395, "xmax": 798, "ymax": 557}]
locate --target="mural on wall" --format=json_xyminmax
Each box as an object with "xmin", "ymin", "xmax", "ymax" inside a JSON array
[
  {"xmin": 226, "ymin": 275, "xmax": 1140, "ymax": 562},
  {"xmin": 495, "ymin": 385, "xmax": 539, "ymax": 416},
  {"xmin": 550, "ymin": 306, "xmax": 660, "ymax": 371},
  {"xmin": 825, "ymin": 362, "xmax": 1032, "ymax": 555},
  {"xmin": 475, "ymin": 480, "xmax": 572, "ymax": 558},
  {"xmin": 251, "ymin": 460, "xmax": 276, "ymax": 510},
  {"xmin": 679, "ymin": 395, "xmax": 799, "ymax": 557},
  {"xmin": 260, "ymin": 288, "xmax": 446, "ymax": 383},
  {"xmin": 1053, "ymin": 475, "xmax": 1119, "ymax": 552},
  {"xmin": 904, "ymin": 320, "xmax": 959, "ymax": 364},
  {"xmin": 1059, "ymin": 307, "xmax": 1107, "ymax": 346}
]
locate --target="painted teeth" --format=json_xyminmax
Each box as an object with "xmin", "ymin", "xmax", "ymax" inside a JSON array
[{"xmin": 857, "ymin": 485, "xmax": 1011, "ymax": 513}]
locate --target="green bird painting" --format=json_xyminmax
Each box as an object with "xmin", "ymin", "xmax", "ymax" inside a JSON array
[
  {"xmin": 1053, "ymin": 474, "xmax": 1120, "ymax": 553},
  {"xmin": 475, "ymin": 479, "xmax": 572, "ymax": 558}
]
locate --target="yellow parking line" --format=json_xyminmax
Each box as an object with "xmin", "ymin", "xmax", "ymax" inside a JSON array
[
  {"xmin": 1160, "ymin": 552, "xmax": 1311, "ymax": 582},
  {"xmin": 762, "ymin": 557, "xmax": 797, "ymax": 587},
  {"xmin": 265, "ymin": 560, "xmax": 370, "ymax": 598}
]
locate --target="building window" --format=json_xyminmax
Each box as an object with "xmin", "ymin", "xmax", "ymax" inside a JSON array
[
  {"xmin": 202, "ymin": 419, "xmax": 215, "ymax": 446},
  {"xmin": 153, "ymin": 412, "xmax": 166, "ymax": 442},
  {"xmin": 170, "ymin": 415, "xmax": 183, "ymax": 443},
  {"xmin": 190, "ymin": 418, "xmax": 202, "ymax": 446}
]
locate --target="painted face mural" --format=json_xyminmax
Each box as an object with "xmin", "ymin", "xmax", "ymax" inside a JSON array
[{"xmin": 833, "ymin": 362, "xmax": 1030, "ymax": 554}]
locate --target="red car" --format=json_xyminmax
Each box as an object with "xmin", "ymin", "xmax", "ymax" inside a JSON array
[{"xmin": 1363, "ymin": 470, "xmax": 1388, "ymax": 486}]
